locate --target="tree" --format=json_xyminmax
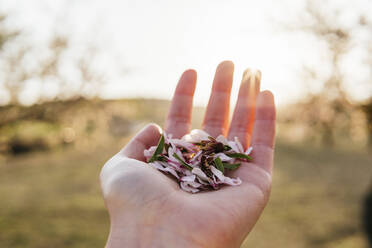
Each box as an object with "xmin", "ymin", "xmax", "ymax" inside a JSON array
[
  {"xmin": 282, "ymin": 0, "xmax": 371, "ymax": 146},
  {"xmin": 0, "ymin": 13, "xmax": 112, "ymax": 105}
]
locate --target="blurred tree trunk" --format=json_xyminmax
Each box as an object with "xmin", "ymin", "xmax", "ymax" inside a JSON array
[{"xmin": 361, "ymin": 100, "xmax": 372, "ymax": 147}]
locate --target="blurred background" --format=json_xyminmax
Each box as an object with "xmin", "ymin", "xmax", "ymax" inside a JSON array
[{"xmin": 0, "ymin": 0, "xmax": 371, "ymax": 247}]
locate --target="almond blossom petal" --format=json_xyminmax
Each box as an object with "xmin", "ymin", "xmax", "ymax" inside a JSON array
[
  {"xmin": 245, "ymin": 146, "xmax": 253, "ymax": 155},
  {"xmin": 181, "ymin": 175, "xmax": 196, "ymax": 182},
  {"xmin": 184, "ymin": 169, "xmax": 193, "ymax": 176},
  {"xmin": 149, "ymin": 161, "xmax": 164, "ymax": 170},
  {"xmin": 196, "ymin": 177, "xmax": 209, "ymax": 185},
  {"xmin": 223, "ymin": 176, "xmax": 242, "ymax": 186},
  {"xmin": 167, "ymin": 161, "xmax": 182, "ymax": 171},
  {"xmin": 162, "ymin": 166, "xmax": 180, "ymax": 179},
  {"xmin": 182, "ymin": 129, "xmax": 210, "ymax": 143},
  {"xmin": 168, "ymin": 138, "xmax": 195, "ymax": 150},
  {"xmin": 190, "ymin": 151, "xmax": 202, "ymax": 163},
  {"xmin": 191, "ymin": 168, "xmax": 209, "ymax": 181},
  {"xmin": 228, "ymin": 141, "xmax": 240, "ymax": 153},
  {"xmin": 163, "ymin": 132, "xmax": 173, "ymax": 141},
  {"xmin": 210, "ymin": 166, "xmax": 242, "ymax": 186},
  {"xmin": 210, "ymin": 166, "xmax": 225, "ymax": 182},
  {"xmin": 180, "ymin": 182, "xmax": 200, "ymax": 193},
  {"xmin": 184, "ymin": 180, "xmax": 202, "ymax": 188},
  {"xmin": 144, "ymin": 146, "xmax": 157, "ymax": 159},
  {"xmin": 150, "ymin": 162, "xmax": 180, "ymax": 179},
  {"xmin": 234, "ymin": 137, "xmax": 244, "ymax": 153},
  {"xmin": 214, "ymin": 152, "xmax": 234, "ymax": 162},
  {"xmin": 216, "ymin": 135, "xmax": 229, "ymax": 145}
]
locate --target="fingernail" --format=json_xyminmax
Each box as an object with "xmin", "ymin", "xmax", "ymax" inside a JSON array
[{"xmin": 242, "ymin": 68, "xmax": 261, "ymax": 85}]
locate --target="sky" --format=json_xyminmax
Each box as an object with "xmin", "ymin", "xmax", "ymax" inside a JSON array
[{"xmin": 0, "ymin": 0, "xmax": 371, "ymax": 106}]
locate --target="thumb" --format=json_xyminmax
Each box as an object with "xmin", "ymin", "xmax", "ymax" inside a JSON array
[{"xmin": 120, "ymin": 123, "xmax": 162, "ymax": 161}]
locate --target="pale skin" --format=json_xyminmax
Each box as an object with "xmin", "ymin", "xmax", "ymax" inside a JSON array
[{"xmin": 100, "ymin": 61, "xmax": 276, "ymax": 248}]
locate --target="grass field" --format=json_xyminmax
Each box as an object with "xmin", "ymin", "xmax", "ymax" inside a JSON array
[{"xmin": 1, "ymin": 136, "xmax": 371, "ymax": 248}]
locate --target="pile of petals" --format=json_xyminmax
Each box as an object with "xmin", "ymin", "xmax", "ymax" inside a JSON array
[{"xmin": 144, "ymin": 129, "xmax": 252, "ymax": 193}]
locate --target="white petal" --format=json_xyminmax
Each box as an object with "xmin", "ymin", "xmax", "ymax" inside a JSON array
[
  {"xmin": 228, "ymin": 141, "xmax": 240, "ymax": 153},
  {"xmin": 167, "ymin": 146, "xmax": 179, "ymax": 164},
  {"xmin": 245, "ymin": 147, "xmax": 253, "ymax": 155},
  {"xmin": 210, "ymin": 166, "xmax": 225, "ymax": 182},
  {"xmin": 196, "ymin": 177, "xmax": 209, "ymax": 185},
  {"xmin": 214, "ymin": 152, "xmax": 233, "ymax": 162},
  {"xmin": 192, "ymin": 168, "xmax": 209, "ymax": 181},
  {"xmin": 212, "ymin": 174, "xmax": 218, "ymax": 184},
  {"xmin": 234, "ymin": 137, "xmax": 244, "ymax": 153},
  {"xmin": 167, "ymin": 161, "xmax": 181, "ymax": 171},
  {"xmin": 176, "ymin": 149, "xmax": 184, "ymax": 159},
  {"xmin": 185, "ymin": 180, "xmax": 202, "ymax": 188},
  {"xmin": 180, "ymin": 182, "xmax": 199, "ymax": 193},
  {"xmin": 223, "ymin": 176, "xmax": 242, "ymax": 186},
  {"xmin": 162, "ymin": 166, "xmax": 180, "ymax": 179},
  {"xmin": 182, "ymin": 129, "xmax": 210, "ymax": 143},
  {"xmin": 181, "ymin": 175, "xmax": 196, "ymax": 182},
  {"xmin": 168, "ymin": 138, "xmax": 195, "ymax": 150},
  {"xmin": 149, "ymin": 161, "xmax": 164, "ymax": 169},
  {"xmin": 184, "ymin": 169, "xmax": 193, "ymax": 176},
  {"xmin": 164, "ymin": 132, "xmax": 173, "ymax": 141},
  {"xmin": 150, "ymin": 162, "xmax": 179, "ymax": 178},
  {"xmin": 216, "ymin": 135, "xmax": 229, "ymax": 145},
  {"xmin": 210, "ymin": 166, "xmax": 242, "ymax": 186},
  {"xmin": 190, "ymin": 151, "xmax": 202, "ymax": 163}
]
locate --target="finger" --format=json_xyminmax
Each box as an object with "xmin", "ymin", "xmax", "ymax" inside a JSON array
[
  {"xmin": 120, "ymin": 123, "xmax": 162, "ymax": 161},
  {"xmin": 225, "ymin": 91, "xmax": 275, "ymax": 186},
  {"xmin": 228, "ymin": 69, "xmax": 261, "ymax": 148},
  {"xmin": 165, "ymin": 69, "xmax": 197, "ymax": 138},
  {"xmin": 202, "ymin": 61, "xmax": 234, "ymax": 137},
  {"xmin": 250, "ymin": 91, "xmax": 276, "ymax": 173}
]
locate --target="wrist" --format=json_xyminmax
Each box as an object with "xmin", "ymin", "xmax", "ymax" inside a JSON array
[{"xmin": 106, "ymin": 220, "xmax": 206, "ymax": 248}]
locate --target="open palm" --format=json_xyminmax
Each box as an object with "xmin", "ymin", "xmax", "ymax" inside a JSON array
[{"xmin": 100, "ymin": 61, "xmax": 276, "ymax": 248}]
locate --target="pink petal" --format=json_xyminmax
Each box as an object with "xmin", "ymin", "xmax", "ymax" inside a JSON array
[
  {"xmin": 180, "ymin": 182, "xmax": 199, "ymax": 193},
  {"xmin": 167, "ymin": 161, "xmax": 183, "ymax": 172},
  {"xmin": 144, "ymin": 146, "xmax": 157, "ymax": 160}
]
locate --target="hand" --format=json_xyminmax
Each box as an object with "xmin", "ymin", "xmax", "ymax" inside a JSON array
[{"xmin": 100, "ymin": 61, "xmax": 276, "ymax": 248}]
